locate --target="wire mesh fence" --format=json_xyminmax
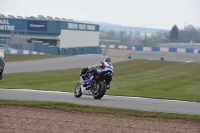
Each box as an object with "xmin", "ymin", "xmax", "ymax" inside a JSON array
[{"xmin": 0, "ymin": 31, "xmax": 34, "ymax": 51}]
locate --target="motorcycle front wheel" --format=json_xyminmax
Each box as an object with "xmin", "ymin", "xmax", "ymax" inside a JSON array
[{"xmin": 74, "ymin": 83, "xmax": 82, "ymax": 98}]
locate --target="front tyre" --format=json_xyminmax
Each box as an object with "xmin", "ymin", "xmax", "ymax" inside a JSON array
[
  {"xmin": 93, "ymin": 81, "xmax": 106, "ymax": 99},
  {"xmin": 74, "ymin": 83, "xmax": 82, "ymax": 98}
]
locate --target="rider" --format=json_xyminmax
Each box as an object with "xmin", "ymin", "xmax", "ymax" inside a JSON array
[
  {"xmin": 0, "ymin": 53, "xmax": 5, "ymax": 80},
  {"xmin": 80, "ymin": 57, "xmax": 113, "ymax": 89}
]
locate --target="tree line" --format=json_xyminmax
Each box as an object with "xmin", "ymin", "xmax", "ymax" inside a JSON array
[
  {"xmin": 170, "ymin": 25, "xmax": 200, "ymax": 43},
  {"xmin": 99, "ymin": 25, "xmax": 200, "ymax": 46}
]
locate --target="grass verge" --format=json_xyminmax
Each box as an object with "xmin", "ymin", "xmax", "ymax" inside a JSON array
[
  {"xmin": 1, "ymin": 100, "xmax": 200, "ymax": 120},
  {"xmin": 1, "ymin": 59, "xmax": 200, "ymax": 102}
]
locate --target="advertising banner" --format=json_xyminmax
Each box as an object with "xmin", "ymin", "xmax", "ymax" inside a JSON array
[{"xmin": 27, "ymin": 20, "xmax": 47, "ymax": 31}]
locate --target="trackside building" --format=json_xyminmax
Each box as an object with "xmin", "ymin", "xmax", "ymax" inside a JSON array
[{"xmin": 0, "ymin": 17, "xmax": 101, "ymax": 55}]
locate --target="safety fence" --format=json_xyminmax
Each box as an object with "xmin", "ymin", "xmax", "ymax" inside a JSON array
[
  {"xmin": 0, "ymin": 41, "xmax": 102, "ymax": 55},
  {"xmin": 100, "ymin": 44, "xmax": 200, "ymax": 54}
]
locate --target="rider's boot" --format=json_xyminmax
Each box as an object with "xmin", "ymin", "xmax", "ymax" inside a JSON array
[
  {"xmin": 106, "ymin": 84, "xmax": 110, "ymax": 89},
  {"xmin": 106, "ymin": 80, "xmax": 111, "ymax": 89}
]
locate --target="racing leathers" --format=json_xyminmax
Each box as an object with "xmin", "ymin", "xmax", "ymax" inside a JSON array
[{"xmin": 88, "ymin": 61, "xmax": 113, "ymax": 89}]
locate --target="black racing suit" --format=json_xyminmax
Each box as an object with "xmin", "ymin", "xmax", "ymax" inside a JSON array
[{"xmin": 0, "ymin": 58, "xmax": 5, "ymax": 80}]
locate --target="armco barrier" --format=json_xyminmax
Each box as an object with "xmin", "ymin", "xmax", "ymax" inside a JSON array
[{"xmin": 100, "ymin": 44, "xmax": 200, "ymax": 54}]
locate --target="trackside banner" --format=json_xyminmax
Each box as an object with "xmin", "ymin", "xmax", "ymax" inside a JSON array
[{"xmin": 27, "ymin": 20, "xmax": 47, "ymax": 31}]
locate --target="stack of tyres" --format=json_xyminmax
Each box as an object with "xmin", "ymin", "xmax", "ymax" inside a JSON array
[{"xmin": 0, "ymin": 57, "xmax": 5, "ymax": 80}]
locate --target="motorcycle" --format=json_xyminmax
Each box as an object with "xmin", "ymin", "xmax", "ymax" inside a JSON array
[
  {"xmin": 74, "ymin": 67, "xmax": 112, "ymax": 99},
  {"xmin": 0, "ymin": 53, "xmax": 5, "ymax": 80}
]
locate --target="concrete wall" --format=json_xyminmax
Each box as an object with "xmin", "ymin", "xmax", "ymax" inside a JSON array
[
  {"xmin": 59, "ymin": 46, "xmax": 101, "ymax": 55},
  {"xmin": 59, "ymin": 30, "xmax": 99, "ymax": 48},
  {"xmin": 0, "ymin": 49, "xmax": 45, "ymax": 55},
  {"xmin": 33, "ymin": 41, "xmax": 101, "ymax": 55}
]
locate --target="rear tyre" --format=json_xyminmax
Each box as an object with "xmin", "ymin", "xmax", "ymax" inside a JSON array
[
  {"xmin": 93, "ymin": 81, "xmax": 106, "ymax": 99},
  {"xmin": 74, "ymin": 83, "xmax": 82, "ymax": 98}
]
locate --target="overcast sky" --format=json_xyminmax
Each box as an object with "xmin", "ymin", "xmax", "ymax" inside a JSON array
[{"xmin": 0, "ymin": 0, "xmax": 199, "ymax": 30}]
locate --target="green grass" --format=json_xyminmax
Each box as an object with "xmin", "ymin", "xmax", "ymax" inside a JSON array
[
  {"xmin": 1, "ymin": 59, "xmax": 200, "ymax": 102},
  {"xmin": 1, "ymin": 100, "xmax": 200, "ymax": 120},
  {"xmin": 4, "ymin": 54, "xmax": 66, "ymax": 62}
]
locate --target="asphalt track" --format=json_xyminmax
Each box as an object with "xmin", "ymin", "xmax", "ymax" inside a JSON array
[
  {"xmin": 4, "ymin": 50, "xmax": 200, "ymax": 74},
  {"xmin": 1, "ymin": 51, "xmax": 200, "ymax": 115},
  {"xmin": 0, "ymin": 89, "xmax": 200, "ymax": 115},
  {"xmin": 4, "ymin": 55, "xmax": 129, "ymax": 74}
]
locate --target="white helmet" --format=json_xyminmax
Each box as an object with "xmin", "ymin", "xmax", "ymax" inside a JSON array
[
  {"xmin": 0, "ymin": 53, "xmax": 4, "ymax": 59},
  {"xmin": 104, "ymin": 57, "xmax": 111, "ymax": 62}
]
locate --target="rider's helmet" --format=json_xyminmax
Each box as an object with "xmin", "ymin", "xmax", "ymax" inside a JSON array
[
  {"xmin": 0, "ymin": 53, "xmax": 4, "ymax": 59},
  {"xmin": 104, "ymin": 57, "xmax": 111, "ymax": 63}
]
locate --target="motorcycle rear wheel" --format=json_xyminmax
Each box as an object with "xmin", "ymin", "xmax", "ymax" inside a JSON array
[{"xmin": 92, "ymin": 81, "xmax": 106, "ymax": 99}]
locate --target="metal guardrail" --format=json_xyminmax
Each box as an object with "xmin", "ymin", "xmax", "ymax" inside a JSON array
[{"xmin": 164, "ymin": 43, "xmax": 200, "ymax": 45}]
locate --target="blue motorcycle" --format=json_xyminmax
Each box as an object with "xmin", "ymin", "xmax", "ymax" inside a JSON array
[{"xmin": 74, "ymin": 67, "xmax": 112, "ymax": 99}]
